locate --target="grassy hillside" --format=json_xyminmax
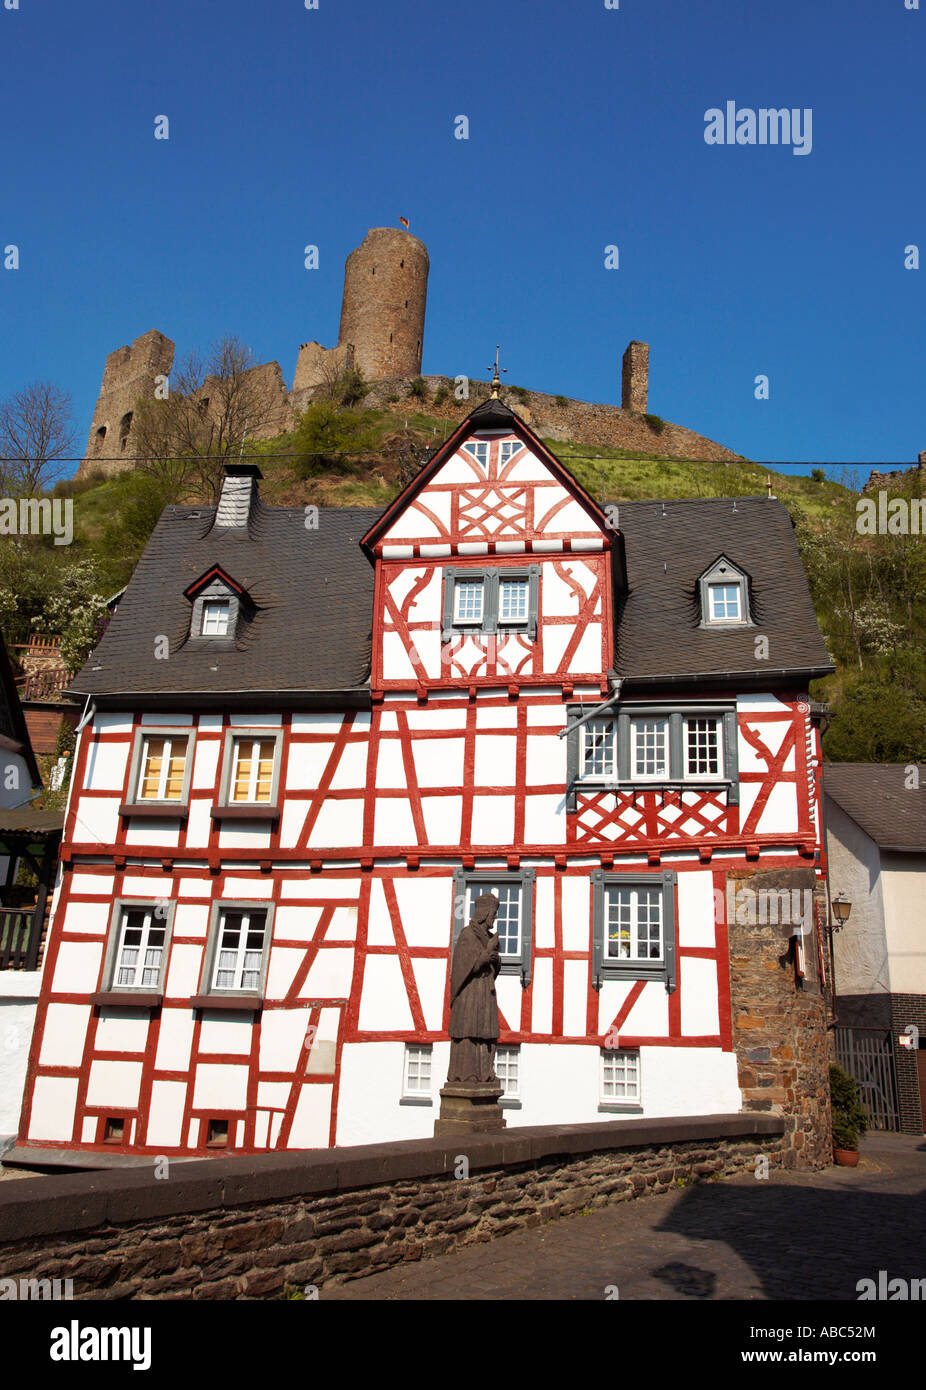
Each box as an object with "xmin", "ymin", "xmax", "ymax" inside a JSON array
[{"xmin": 12, "ymin": 399, "xmax": 926, "ymax": 766}]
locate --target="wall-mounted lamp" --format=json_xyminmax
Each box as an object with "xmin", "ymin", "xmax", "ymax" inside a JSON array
[{"xmin": 831, "ymin": 894, "xmax": 852, "ymax": 930}]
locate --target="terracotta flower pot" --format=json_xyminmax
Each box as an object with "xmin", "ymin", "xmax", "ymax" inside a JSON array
[{"xmin": 833, "ymin": 1147, "xmax": 859, "ymax": 1167}]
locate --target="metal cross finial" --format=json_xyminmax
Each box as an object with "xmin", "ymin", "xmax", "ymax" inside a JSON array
[{"xmin": 487, "ymin": 345, "xmax": 507, "ymax": 398}]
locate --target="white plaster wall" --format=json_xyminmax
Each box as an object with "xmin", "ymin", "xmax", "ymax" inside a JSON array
[
  {"xmin": 0, "ymin": 992, "xmax": 39, "ymax": 1134},
  {"xmin": 880, "ymin": 853, "xmax": 926, "ymax": 995},
  {"xmin": 826, "ymin": 798, "xmax": 890, "ymax": 997}
]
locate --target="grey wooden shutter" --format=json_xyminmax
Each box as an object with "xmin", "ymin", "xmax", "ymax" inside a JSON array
[
  {"xmin": 520, "ymin": 870, "xmax": 535, "ymax": 986},
  {"xmin": 451, "ymin": 867, "xmax": 466, "ymax": 948},
  {"xmin": 566, "ymin": 707, "xmax": 579, "ymax": 813},
  {"xmin": 669, "ymin": 713, "xmax": 684, "ymax": 780},
  {"xmin": 441, "ymin": 567, "xmax": 456, "ymax": 642},
  {"xmin": 527, "ymin": 565, "xmax": 540, "ymax": 640},
  {"xmin": 617, "ymin": 712, "xmax": 631, "ymax": 782},
  {"xmin": 483, "ymin": 572, "xmax": 498, "ymax": 635},
  {"xmin": 662, "ymin": 870, "xmax": 677, "ymax": 993},
  {"xmin": 723, "ymin": 710, "xmax": 739, "ymax": 804},
  {"xmin": 591, "ymin": 869, "xmax": 605, "ymax": 991}
]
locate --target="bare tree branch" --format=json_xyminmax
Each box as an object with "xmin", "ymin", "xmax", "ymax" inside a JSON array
[{"xmin": 0, "ymin": 381, "xmax": 77, "ymax": 494}]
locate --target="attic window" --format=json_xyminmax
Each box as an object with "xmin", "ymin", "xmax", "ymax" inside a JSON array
[
  {"xmin": 698, "ymin": 557, "xmax": 752, "ymax": 628},
  {"xmin": 462, "ymin": 441, "xmax": 489, "ymax": 466},
  {"xmin": 202, "ymin": 600, "xmax": 230, "ymax": 636}
]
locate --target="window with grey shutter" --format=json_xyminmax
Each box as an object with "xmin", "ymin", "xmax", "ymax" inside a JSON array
[
  {"xmin": 567, "ymin": 703, "xmax": 739, "ymax": 806},
  {"xmin": 591, "ymin": 869, "xmax": 677, "ymax": 992},
  {"xmin": 451, "ymin": 868, "xmax": 535, "ymax": 985},
  {"xmin": 442, "ymin": 567, "xmax": 540, "ymax": 643}
]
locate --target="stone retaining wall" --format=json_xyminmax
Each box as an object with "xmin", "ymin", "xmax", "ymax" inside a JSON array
[{"xmin": 0, "ymin": 1114, "xmax": 783, "ymax": 1300}]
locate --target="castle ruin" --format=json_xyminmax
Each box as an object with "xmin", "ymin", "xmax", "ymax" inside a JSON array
[{"xmin": 78, "ymin": 223, "xmax": 693, "ymax": 479}]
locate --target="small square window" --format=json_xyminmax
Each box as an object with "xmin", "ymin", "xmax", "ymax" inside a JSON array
[
  {"xmin": 206, "ymin": 1118, "xmax": 229, "ymax": 1148},
  {"xmin": 103, "ymin": 1116, "xmax": 125, "ymax": 1144},
  {"xmin": 592, "ymin": 870, "xmax": 677, "ymax": 992},
  {"xmin": 462, "ymin": 441, "xmax": 489, "ymax": 466},
  {"xmin": 601, "ymin": 1050, "xmax": 640, "ymax": 1104},
  {"xmin": 709, "ymin": 583, "xmax": 741, "ymax": 621},
  {"xmin": 137, "ymin": 735, "xmax": 189, "ymax": 801},
  {"xmin": 202, "ymin": 599, "xmax": 230, "ymax": 635},
  {"xmin": 402, "ymin": 1044, "xmax": 432, "ymax": 1097},
  {"xmin": 499, "ymin": 441, "xmax": 521, "ymax": 465}
]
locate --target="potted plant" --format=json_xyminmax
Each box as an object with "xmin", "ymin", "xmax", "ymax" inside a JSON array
[{"xmin": 829, "ymin": 1063, "xmax": 868, "ymax": 1165}]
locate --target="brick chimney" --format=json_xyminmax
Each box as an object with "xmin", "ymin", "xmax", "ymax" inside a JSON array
[
  {"xmin": 213, "ymin": 462, "xmax": 263, "ymax": 531},
  {"xmin": 621, "ymin": 341, "xmax": 649, "ymax": 413}
]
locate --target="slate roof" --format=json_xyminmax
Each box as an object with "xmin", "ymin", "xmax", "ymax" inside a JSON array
[
  {"xmin": 69, "ymin": 413, "xmax": 831, "ymax": 702},
  {"xmin": 611, "ymin": 497, "xmax": 833, "ymax": 687},
  {"xmin": 824, "ymin": 763, "xmax": 926, "ymax": 853},
  {"xmin": 68, "ymin": 501, "xmax": 381, "ymax": 702}
]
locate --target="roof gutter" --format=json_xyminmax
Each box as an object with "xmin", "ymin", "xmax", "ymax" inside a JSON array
[
  {"xmin": 69, "ymin": 688, "xmax": 372, "ymax": 713},
  {"xmin": 614, "ymin": 665, "xmax": 835, "ymax": 691}
]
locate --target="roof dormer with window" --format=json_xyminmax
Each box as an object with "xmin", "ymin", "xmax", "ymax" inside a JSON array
[
  {"xmin": 183, "ymin": 567, "xmax": 249, "ymax": 647},
  {"xmin": 698, "ymin": 555, "xmax": 752, "ymax": 628}
]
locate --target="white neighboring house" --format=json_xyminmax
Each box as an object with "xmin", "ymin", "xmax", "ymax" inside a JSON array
[
  {"xmin": 0, "ymin": 634, "xmax": 63, "ymax": 1146},
  {"xmin": 825, "ymin": 762, "xmax": 926, "ymax": 1134}
]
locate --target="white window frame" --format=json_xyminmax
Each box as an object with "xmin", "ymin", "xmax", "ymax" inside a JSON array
[
  {"xmin": 708, "ymin": 582, "xmax": 742, "ymax": 622},
  {"xmin": 498, "ymin": 440, "xmax": 521, "ymax": 465},
  {"xmin": 495, "ymin": 1045, "xmax": 520, "ymax": 1103},
  {"xmin": 134, "ymin": 732, "xmax": 192, "ymax": 803},
  {"xmin": 698, "ymin": 556, "xmax": 752, "ymax": 628},
  {"xmin": 453, "ymin": 578, "xmax": 485, "ymax": 626},
  {"xmin": 201, "ymin": 599, "xmax": 231, "ymax": 635},
  {"xmin": 630, "ymin": 716, "xmax": 670, "ymax": 781},
  {"xmin": 462, "ymin": 441, "xmax": 489, "ymax": 466},
  {"xmin": 113, "ymin": 907, "xmax": 167, "ymax": 989},
  {"xmin": 684, "ymin": 715, "xmax": 724, "ymax": 780},
  {"xmin": 580, "ymin": 717, "xmax": 616, "ymax": 780},
  {"xmin": 219, "ymin": 729, "xmax": 283, "ymax": 808},
  {"xmin": 600, "ymin": 1049, "xmax": 641, "ymax": 1106},
  {"xmin": 498, "ymin": 576, "xmax": 530, "ymax": 626},
  {"xmin": 200, "ymin": 900, "xmax": 275, "ymax": 1000},
  {"xmin": 210, "ymin": 907, "xmax": 269, "ymax": 993},
  {"xmin": 401, "ymin": 1043, "xmax": 433, "ymax": 1102},
  {"xmin": 603, "ymin": 883, "xmax": 664, "ymax": 965}
]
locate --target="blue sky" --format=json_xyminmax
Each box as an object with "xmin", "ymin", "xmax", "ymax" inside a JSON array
[{"xmin": 1, "ymin": 0, "xmax": 923, "ymax": 476}]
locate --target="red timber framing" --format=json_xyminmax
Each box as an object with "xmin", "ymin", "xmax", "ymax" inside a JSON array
[{"xmin": 16, "ymin": 405, "xmax": 829, "ymax": 1159}]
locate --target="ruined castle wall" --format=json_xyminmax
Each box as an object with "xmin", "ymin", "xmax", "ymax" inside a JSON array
[{"xmin": 80, "ymin": 330, "xmax": 174, "ymax": 478}]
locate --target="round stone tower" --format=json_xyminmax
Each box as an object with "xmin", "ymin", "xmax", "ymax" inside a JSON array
[{"xmin": 337, "ymin": 227, "xmax": 429, "ymax": 382}]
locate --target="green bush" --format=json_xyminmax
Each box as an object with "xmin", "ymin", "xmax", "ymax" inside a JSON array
[
  {"xmin": 643, "ymin": 413, "xmax": 665, "ymax": 435},
  {"xmin": 433, "ymin": 384, "xmax": 449, "ymax": 406},
  {"xmin": 811, "ymin": 468, "xmax": 826, "ymax": 483},
  {"xmin": 829, "ymin": 1064, "xmax": 868, "ymax": 1150},
  {"xmin": 555, "ymin": 395, "xmax": 568, "ymax": 409},
  {"xmin": 409, "ymin": 377, "xmax": 427, "ymax": 399}
]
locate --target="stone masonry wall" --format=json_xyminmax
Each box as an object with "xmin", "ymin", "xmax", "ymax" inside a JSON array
[
  {"xmin": 727, "ymin": 867, "xmax": 833, "ymax": 1168},
  {"xmin": 0, "ymin": 1118, "xmax": 782, "ymax": 1300}
]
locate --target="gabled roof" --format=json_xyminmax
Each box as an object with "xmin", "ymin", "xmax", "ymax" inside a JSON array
[
  {"xmin": 68, "ymin": 501, "xmax": 381, "ymax": 705},
  {"xmin": 824, "ymin": 763, "xmax": 926, "ymax": 853},
  {"xmin": 360, "ymin": 396, "xmax": 611, "ymax": 556},
  {"xmin": 0, "ymin": 631, "xmax": 42, "ymax": 787},
  {"xmin": 611, "ymin": 497, "xmax": 832, "ymax": 686}
]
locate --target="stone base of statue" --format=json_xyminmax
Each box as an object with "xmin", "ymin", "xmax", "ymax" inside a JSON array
[{"xmin": 433, "ymin": 1082, "xmax": 507, "ymax": 1136}]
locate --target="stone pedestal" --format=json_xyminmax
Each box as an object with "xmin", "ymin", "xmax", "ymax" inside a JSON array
[{"xmin": 434, "ymin": 1083, "xmax": 507, "ymax": 1136}]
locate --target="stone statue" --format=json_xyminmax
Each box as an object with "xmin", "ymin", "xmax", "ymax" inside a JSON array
[{"xmin": 447, "ymin": 892, "xmax": 502, "ymax": 1085}]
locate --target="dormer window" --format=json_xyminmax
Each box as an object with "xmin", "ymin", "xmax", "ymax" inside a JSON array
[
  {"xmin": 184, "ymin": 567, "xmax": 247, "ymax": 643},
  {"xmin": 698, "ymin": 556, "xmax": 752, "ymax": 628},
  {"xmin": 201, "ymin": 599, "xmax": 231, "ymax": 636}
]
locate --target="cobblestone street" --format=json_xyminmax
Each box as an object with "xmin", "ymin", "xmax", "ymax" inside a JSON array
[{"xmin": 325, "ymin": 1134, "xmax": 926, "ymax": 1301}]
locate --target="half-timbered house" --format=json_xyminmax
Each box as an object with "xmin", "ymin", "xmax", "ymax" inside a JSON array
[{"xmin": 14, "ymin": 397, "xmax": 835, "ymax": 1160}]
